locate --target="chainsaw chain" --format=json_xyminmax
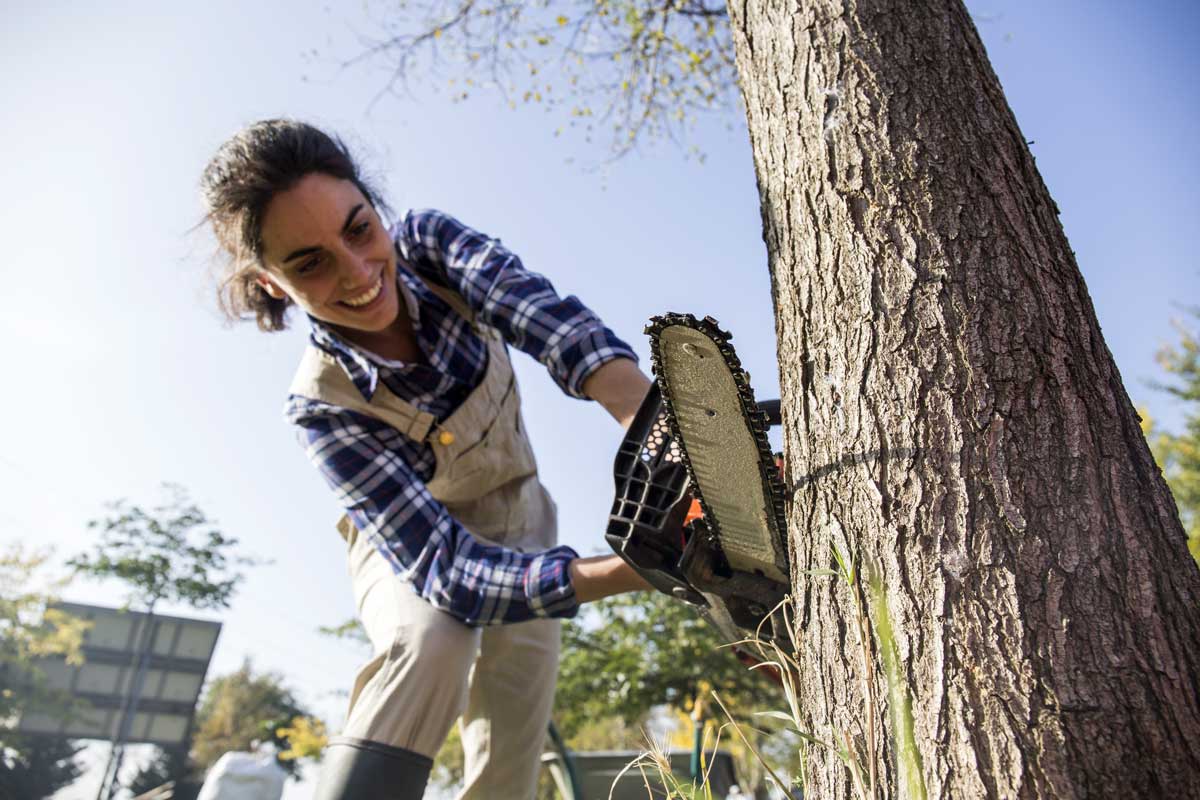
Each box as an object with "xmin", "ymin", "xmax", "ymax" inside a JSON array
[{"xmin": 644, "ymin": 313, "xmax": 790, "ymax": 580}]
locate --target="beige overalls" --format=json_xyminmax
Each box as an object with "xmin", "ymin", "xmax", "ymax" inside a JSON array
[{"xmin": 289, "ymin": 278, "xmax": 562, "ymax": 799}]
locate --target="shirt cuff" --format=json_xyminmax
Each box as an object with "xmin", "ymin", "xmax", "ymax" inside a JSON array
[
  {"xmin": 523, "ymin": 545, "xmax": 581, "ymax": 618},
  {"xmin": 556, "ymin": 325, "xmax": 640, "ymax": 399}
]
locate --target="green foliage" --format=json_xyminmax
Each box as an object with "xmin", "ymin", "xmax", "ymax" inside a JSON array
[
  {"xmin": 1145, "ymin": 312, "xmax": 1200, "ymax": 566},
  {"xmin": 316, "ymin": 617, "xmax": 371, "ymax": 647},
  {"xmin": 865, "ymin": 565, "xmax": 927, "ymax": 800},
  {"xmin": 67, "ymin": 483, "xmax": 256, "ymax": 610},
  {"xmin": 191, "ymin": 660, "xmax": 317, "ymax": 779},
  {"xmin": 0, "ymin": 736, "xmax": 85, "ymax": 800},
  {"xmin": 0, "ymin": 546, "xmax": 89, "ymax": 746},
  {"xmin": 338, "ymin": 0, "xmax": 736, "ymax": 156},
  {"xmin": 555, "ymin": 592, "xmax": 777, "ymax": 739},
  {"xmin": 125, "ymin": 745, "xmax": 196, "ymax": 798},
  {"xmin": 555, "ymin": 592, "xmax": 798, "ymax": 797}
]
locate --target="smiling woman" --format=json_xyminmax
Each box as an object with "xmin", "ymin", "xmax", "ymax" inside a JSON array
[{"xmin": 200, "ymin": 119, "xmax": 651, "ymax": 800}]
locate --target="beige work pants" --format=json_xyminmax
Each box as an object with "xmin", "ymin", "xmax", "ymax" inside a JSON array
[{"xmin": 340, "ymin": 524, "xmax": 561, "ymax": 800}]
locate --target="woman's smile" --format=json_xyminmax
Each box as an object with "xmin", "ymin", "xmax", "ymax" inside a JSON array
[{"xmin": 341, "ymin": 275, "xmax": 384, "ymax": 309}]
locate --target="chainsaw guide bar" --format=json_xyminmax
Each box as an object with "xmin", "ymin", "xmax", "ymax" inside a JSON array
[{"xmin": 606, "ymin": 313, "xmax": 790, "ymax": 640}]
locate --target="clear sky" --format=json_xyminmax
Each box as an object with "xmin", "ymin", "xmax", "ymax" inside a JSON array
[{"xmin": 2, "ymin": 0, "xmax": 1197, "ymax": 797}]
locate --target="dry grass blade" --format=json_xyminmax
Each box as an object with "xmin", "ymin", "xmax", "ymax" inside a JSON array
[{"xmin": 710, "ymin": 690, "xmax": 793, "ymax": 797}]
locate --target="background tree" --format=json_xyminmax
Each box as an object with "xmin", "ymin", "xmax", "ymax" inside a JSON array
[
  {"xmin": 1144, "ymin": 311, "xmax": 1200, "ymax": 566},
  {"xmin": 0, "ymin": 738, "xmax": 86, "ymax": 800},
  {"xmin": 67, "ymin": 483, "xmax": 254, "ymax": 612},
  {"xmin": 554, "ymin": 592, "xmax": 775, "ymax": 735},
  {"xmin": 190, "ymin": 660, "xmax": 321, "ymax": 780},
  {"xmin": 124, "ymin": 745, "xmax": 196, "ymax": 800},
  {"xmin": 333, "ymin": 0, "xmax": 737, "ymax": 156},
  {"xmin": 67, "ymin": 483, "xmax": 258, "ymax": 798},
  {"xmin": 554, "ymin": 592, "xmax": 799, "ymax": 797},
  {"xmin": 0, "ymin": 546, "xmax": 89, "ymax": 726},
  {"xmin": 0, "ymin": 546, "xmax": 89, "ymax": 800},
  {"xmin": 332, "ymin": 0, "xmax": 1200, "ymax": 796}
]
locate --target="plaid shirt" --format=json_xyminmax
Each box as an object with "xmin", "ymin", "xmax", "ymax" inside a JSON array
[{"xmin": 285, "ymin": 209, "xmax": 637, "ymax": 626}]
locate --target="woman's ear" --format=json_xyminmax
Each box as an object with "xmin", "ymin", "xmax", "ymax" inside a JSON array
[{"xmin": 255, "ymin": 272, "xmax": 287, "ymax": 300}]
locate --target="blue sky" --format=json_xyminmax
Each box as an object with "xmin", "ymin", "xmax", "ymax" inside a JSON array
[{"xmin": 2, "ymin": 0, "xmax": 1197, "ymax": 796}]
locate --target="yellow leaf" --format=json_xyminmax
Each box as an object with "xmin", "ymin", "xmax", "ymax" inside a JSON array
[
  {"xmin": 277, "ymin": 716, "xmax": 329, "ymax": 761},
  {"xmin": 557, "ymin": 15, "xmax": 569, "ymax": 25}
]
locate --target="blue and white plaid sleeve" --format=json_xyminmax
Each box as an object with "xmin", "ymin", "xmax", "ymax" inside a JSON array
[
  {"xmin": 395, "ymin": 209, "xmax": 639, "ymax": 398},
  {"xmin": 290, "ymin": 400, "xmax": 580, "ymax": 626}
]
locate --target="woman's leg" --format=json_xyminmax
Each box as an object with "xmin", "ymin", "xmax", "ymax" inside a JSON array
[
  {"xmin": 315, "ymin": 522, "xmax": 481, "ymax": 799},
  {"xmin": 457, "ymin": 617, "xmax": 561, "ymax": 800}
]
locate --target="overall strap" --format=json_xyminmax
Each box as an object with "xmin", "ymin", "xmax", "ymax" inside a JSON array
[{"xmin": 289, "ymin": 347, "xmax": 436, "ymax": 443}]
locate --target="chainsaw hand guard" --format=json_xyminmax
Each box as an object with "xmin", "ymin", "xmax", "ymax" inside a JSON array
[
  {"xmin": 604, "ymin": 383, "xmax": 705, "ymax": 606},
  {"xmin": 606, "ymin": 379, "xmax": 788, "ymax": 640}
]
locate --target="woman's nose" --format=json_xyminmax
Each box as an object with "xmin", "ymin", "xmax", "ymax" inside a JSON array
[{"xmin": 341, "ymin": 251, "xmax": 373, "ymax": 285}]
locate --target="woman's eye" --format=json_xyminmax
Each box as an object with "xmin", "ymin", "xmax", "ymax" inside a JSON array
[
  {"xmin": 349, "ymin": 221, "xmax": 372, "ymax": 240},
  {"xmin": 296, "ymin": 255, "xmax": 323, "ymax": 275}
]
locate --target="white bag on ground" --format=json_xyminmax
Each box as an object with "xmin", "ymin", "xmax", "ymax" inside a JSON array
[{"xmin": 196, "ymin": 742, "xmax": 287, "ymax": 800}]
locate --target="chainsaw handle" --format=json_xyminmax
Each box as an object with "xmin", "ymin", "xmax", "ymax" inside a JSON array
[{"xmin": 757, "ymin": 399, "xmax": 781, "ymax": 428}]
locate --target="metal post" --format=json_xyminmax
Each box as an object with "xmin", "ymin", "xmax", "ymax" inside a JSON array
[{"xmin": 95, "ymin": 602, "xmax": 158, "ymax": 800}]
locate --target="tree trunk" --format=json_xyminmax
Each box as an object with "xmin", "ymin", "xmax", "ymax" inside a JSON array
[{"xmin": 725, "ymin": 0, "xmax": 1200, "ymax": 796}]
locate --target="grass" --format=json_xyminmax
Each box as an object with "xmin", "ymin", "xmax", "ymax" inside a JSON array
[{"xmin": 623, "ymin": 545, "xmax": 930, "ymax": 800}]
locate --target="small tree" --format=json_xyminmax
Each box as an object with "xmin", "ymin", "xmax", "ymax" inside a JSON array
[
  {"xmin": 67, "ymin": 483, "xmax": 254, "ymax": 612},
  {"xmin": 555, "ymin": 592, "xmax": 797, "ymax": 796},
  {"xmin": 1145, "ymin": 311, "xmax": 1200, "ymax": 566},
  {"xmin": 67, "ymin": 484, "xmax": 256, "ymax": 799},
  {"xmin": 0, "ymin": 546, "xmax": 89, "ymax": 726},
  {"xmin": 0, "ymin": 546, "xmax": 90, "ymax": 799},
  {"xmin": 191, "ymin": 660, "xmax": 320, "ymax": 780}
]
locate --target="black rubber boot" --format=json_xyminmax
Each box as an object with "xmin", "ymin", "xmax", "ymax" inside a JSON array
[{"xmin": 312, "ymin": 738, "xmax": 433, "ymax": 800}]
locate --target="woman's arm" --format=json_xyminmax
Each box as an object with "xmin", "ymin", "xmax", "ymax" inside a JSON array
[
  {"xmin": 569, "ymin": 554, "xmax": 650, "ymax": 601},
  {"xmin": 290, "ymin": 404, "xmax": 581, "ymax": 626},
  {"xmin": 395, "ymin": 209, "xmax": 640, "ymax": 400},
  {"xmin": 580, "ymin": 356, "xmax": 652, "ymax": 430}
]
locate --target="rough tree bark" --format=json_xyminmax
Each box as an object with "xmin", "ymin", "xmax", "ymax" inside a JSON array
[{"xmin": 726, "ymin": 0, "xmax": 1200, "ymax": 797}]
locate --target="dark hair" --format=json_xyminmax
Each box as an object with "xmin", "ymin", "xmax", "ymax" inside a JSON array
[{"xmin": 200, "ymin": 119, "xmax": 386, "ymax": 332}]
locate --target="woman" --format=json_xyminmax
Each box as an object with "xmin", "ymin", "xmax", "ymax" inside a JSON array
[{"xmin": 201, "ymin": 119, "xmax": 651, "ymax": 799}]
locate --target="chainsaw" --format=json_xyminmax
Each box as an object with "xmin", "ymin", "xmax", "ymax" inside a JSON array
[{"xmin": 606, "ymin": 314, "xmax": 790, "ymax": 643}]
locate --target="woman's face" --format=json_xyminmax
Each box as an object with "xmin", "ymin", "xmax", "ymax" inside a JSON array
[{"xmin": 257, "ymin": 173, "xmax": 400, "ymax": 335}]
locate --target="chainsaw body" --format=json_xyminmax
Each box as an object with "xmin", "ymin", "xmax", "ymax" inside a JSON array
[{"xmin": 606, "ymin": 358, "xmax": 789, "ymax": 640}]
